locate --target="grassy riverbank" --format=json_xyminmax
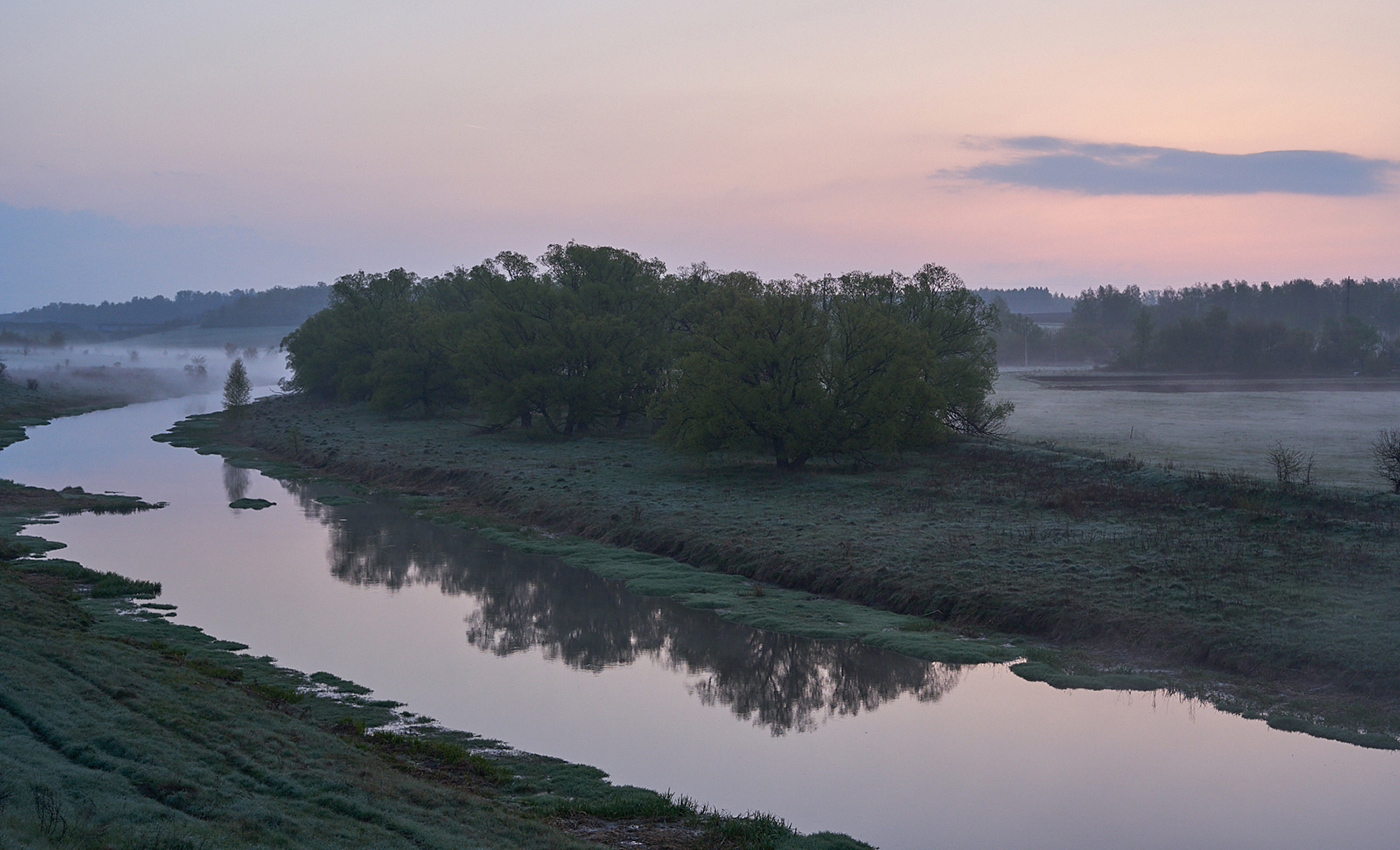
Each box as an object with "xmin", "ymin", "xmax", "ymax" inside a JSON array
[
  {"xmin": 0, "ymin": 400, "xmax": 870, "ymax": 848},
  {"xmin": 0, "ymin": 566, "xmax": 864, "ymax": 848},
  {"xmin": 164, "ymin": 394, "xmax": 1400, "ymax": 745}
]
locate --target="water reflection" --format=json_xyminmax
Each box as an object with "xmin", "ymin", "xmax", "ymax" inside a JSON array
[
  {"xmin": 289, "ymin": 483, "xmax": 962, "ymax": 735},
  {"xmin": 222, "ymin": 463, "xmax": 251, "ymax": 503}
]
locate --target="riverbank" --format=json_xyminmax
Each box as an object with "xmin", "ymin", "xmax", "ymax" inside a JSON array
[
  {"xmin": 0, "ymin": 403, "xmax": 870, "ymax": 847},
  {"xmin": 0, "ymin": 366, "xmax": 199, "ymax": 451},
  {"xmin": 163, "ymin": 395, "xmax": 1400, "ymax": 746}
]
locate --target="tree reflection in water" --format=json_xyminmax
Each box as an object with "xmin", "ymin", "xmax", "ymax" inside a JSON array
[
  {"xmin": 289, "ymin": 482, "xmax": 963, "ymax": 735},
  {"xmin": 222, "ymin": 462, "xmax": 251, "ymax": 503}
]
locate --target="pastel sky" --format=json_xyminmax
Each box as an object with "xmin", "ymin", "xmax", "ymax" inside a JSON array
[{"xmin": 2, "ymin": 0, "xmax": 1398, "ymax": 312}]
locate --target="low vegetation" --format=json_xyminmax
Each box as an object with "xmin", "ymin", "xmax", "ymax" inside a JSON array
[
  {"xmin": 1374, "ymin": 429, "xmax": 1400, "ymax": 494},
  {"xmin": 0, "ymin": 356, "xmax": 202, "ymax": 435}
]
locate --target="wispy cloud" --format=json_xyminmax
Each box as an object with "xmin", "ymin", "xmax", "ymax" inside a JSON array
[{"xmin": 944, "ymin": 137, "xmax": 1397, "ymax": 196}]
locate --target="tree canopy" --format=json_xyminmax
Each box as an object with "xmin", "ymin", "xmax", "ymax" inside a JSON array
[
  {"xmin": 279, "ymin": 244, "xmax": 1009, "ymax": 466},
  {"xmin": 653, "ymin": 266, "xmax": 1007, "ymax": 467}
]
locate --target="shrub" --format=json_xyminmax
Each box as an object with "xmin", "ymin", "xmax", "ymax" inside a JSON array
[
  {"xmin": 1267, "ymin": 441, "xmax": 1313, "ymax": 487},
  {"xmin": 1373, "ymin": 429, "xmax": 1400, "ymax": 494}
]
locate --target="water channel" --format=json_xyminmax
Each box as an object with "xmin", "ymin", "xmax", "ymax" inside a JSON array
[{"xmin": 4, "ymin": 393, "xmax": 1399, "ymax": 849}]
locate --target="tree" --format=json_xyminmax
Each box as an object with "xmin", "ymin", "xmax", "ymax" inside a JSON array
[
  {"xmin": 1059, "ymin": 285, "xmax": 1145, "ymax": 363},
  {"xmin": 223, "ymin": 358, "xmax": 251, "ymax": 412},
  {"xmin": 281, "ymin": 269, "xmax": 419, "ymax": 401},
  {"xmin": 653, "ymin": 266, "xmax": 1009, "ymax": 468},
  {"xmin": 654, "ymin": 275, "xmax": 830, "ymax": 468},
  {"xmin": 1316, "ymin": 316, "xmax": 1384, "ymax": 375},
  {"xmin": 1373, "ymin": 430, "xmax": 1400, "ymax": 494},
  {"xmin": 460, "ymin": 244, "xmax": 668, "ymax": 433}
]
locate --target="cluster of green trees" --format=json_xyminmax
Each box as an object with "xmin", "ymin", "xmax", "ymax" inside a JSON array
[
  {"xmin": 991, "ymin": 279, "xmax": 1400, "ymax": 375},
  {"xmin": 281, "ymin": 243, "xmax": 1008, "ymax": 467}
]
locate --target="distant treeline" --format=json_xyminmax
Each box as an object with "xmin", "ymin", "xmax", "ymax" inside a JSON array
[
  {"xmin": 199, "ymin": 285, "xmax": 330, "ymax": 328},
  {"xmin": 282, "ymin": 243, "xmax": 1007, "ymax": 467},
  {"xmin": 972, "ymin": 287, "xmax": 1072, "ymax": 316},
  {"xmin": 0, "ymin": 284, "xmax": 330, "ymax": 341},
  {"xmin": 988, "ymin": 278, "xmax": 1400, "ymax": 375}
]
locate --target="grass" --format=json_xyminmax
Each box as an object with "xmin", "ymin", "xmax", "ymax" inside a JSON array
[
  {"xmin": 156, "ymin": 390, "xmax": 1400, "ymax": 745},
  {"xmin": 998, "ymin": 370, "xmax": 1400, "ymax": 490}
]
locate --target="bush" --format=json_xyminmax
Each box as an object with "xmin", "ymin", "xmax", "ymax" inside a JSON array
[
  {"xmin": 1373, "ymin": 429, "xmax": 1400, "ymax": 494},
  {"xmin": 1267, "ymin": 441, "xmax": 1313, "ymax": 487}
]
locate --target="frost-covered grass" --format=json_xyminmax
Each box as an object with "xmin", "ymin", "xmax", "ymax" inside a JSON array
[{"xmin": 998, "ymin": 371, "xmax": 1400, "ymax": 490}]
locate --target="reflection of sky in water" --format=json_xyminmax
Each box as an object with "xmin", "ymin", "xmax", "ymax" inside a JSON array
[{"xmin": 2, "ymin": 396, "xmax": 1398, "ymax": 850}]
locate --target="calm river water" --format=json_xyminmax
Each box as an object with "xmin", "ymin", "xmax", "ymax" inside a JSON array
[{"xmin": 3, "ymin": 394, "xmax": 1399, "ymax": 849}]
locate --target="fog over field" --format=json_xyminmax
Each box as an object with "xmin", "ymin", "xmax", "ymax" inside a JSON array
[
  {"xmin": 999, "ymin": 370, "xmax": 1400, "ymax": 491},
  {"xmin": 0, "ymin": 335, "xmax": 290, "ymax": 407}
]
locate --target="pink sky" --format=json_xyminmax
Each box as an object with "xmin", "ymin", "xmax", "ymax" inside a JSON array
[{"xmin": 2, "ymin": 1, "xmax": 1397, "ymax": 310}]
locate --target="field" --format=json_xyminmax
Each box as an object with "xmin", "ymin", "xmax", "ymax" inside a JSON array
[{"xmin": 998, "ymin": 370, "xmax": 1400, "ymax": 491}]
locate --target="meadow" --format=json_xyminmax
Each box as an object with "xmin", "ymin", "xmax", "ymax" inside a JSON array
[{"xmin": 998, "ymin": 370, "xmax": 1400, "ymax": 490}]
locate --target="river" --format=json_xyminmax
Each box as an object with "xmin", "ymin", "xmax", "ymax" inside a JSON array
[{"xmin": 3, "ymin": 393, "xmax": 1398, "ymax": 849}]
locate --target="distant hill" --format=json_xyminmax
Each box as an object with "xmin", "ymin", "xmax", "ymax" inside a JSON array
[
  {"xmin": 0, "ymin": 284, "xmax": 329, "ymax": 339},
  {"xmin": 0, "ymin": 291, "xmax": 237, "ymax": 332}
]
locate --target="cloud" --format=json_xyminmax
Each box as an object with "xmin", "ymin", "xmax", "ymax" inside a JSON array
[{"xmin": 944, "ymin": 137, "xmax": 1397, "ymax": 196}]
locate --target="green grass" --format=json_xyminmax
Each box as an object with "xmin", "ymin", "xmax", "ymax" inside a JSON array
[
  {"xmin": 0, "ymin": 362, "xmax": 192, "ymax": 435},
  {"xmin": 6, "ymin": 557, "xmax": 162, "ymax": 598},
  {"xmin": 997, "ymin": 371, "xmax": 1400, "ymax": 490},
  {"xmin": 155, "ymin": 393, "xmax": 1400, "ymax": 743}
]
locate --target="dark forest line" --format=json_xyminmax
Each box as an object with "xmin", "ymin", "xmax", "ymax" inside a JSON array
[
  {"xmin": 0, "ymin": 283, "xmax": 330, "ymax": 342},
  {"xmin": 991, "ymin": 277, "xmax": 1400, "ymax": 373}
]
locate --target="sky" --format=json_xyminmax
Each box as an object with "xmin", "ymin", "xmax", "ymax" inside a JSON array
[{"xmin": 2, "ymin": 0, "xmax": 1398, "ymax": 312}]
